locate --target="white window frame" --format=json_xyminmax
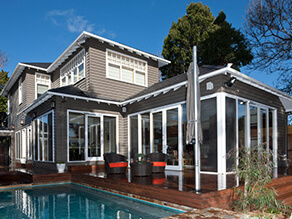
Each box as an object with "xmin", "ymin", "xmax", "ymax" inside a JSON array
[
  {"xmin": 67, "ymin": 109, "xmax": 119, "ymax": 162},
  {"xmin": 27, "ymin": 126, "xmax": 32, "ymax": 160},
  {"xmin": 35, "ymin": 73, "xmax": 51, "ymax": 99},
  {"xmin": 60, "ymin": 49, "xmax": 85, "ymax": 87},
  {"xmin": 34, "ymin": 110, "xmax": 55, "ymax": 162},
  {"xmin": 127, "ymin": 101, "xmax": 185, "ymax": 171},
  {"xmin": 19, "ymin": 77, "xmax": 22, "ymax": 105},
  {"xmin": 106, "ymin": 49, "xmax": 148, "ymax": 87}
]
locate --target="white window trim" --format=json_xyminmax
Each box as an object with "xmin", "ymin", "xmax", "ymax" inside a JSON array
[
  {"xmin": 35, "ymin": 73, "xmax": 51, "ymax": 99},
  {"xmin": 18, "ymin": 77, "xmax": 22, "ymax": 105},
  {"xmin": 106, "ymin": 49, "xmax": 148, "ymax": 87},
  {"xmin": 34, "ymin": 110, "xmax": 55, "ymax": 162},
  {"xmin": 7, "ymin": 94, "xmax": 10, "ymax": 115},
  {"xmin": 60, "ymin": 49, "xmax": 85, "ymax": 87},
  {"xmin": 67, "ymin": 109, "xmax": 119, "ymax": 163}
]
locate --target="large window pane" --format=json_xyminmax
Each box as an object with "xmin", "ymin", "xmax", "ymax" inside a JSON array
[
  {"xmin": 37, "ymin": 84, "xmax": 49, "ymax": 98},
  {"xmin": 166, "ymin": 108, "xmax": 178, "ymax": 166},
  {"xmin": 153, "ymin": 112, "xmax": 163, "ymax": 153},
  {"xmin": 69, "ymin": 113, "xmax": 85, "ymax": 161},
  {"xmin": 104, "ymin": 116, "xmax": 116, "ymax": 154},
  {"xmin": 250, "ymin": 106, "xmax": 258, "ymax": 149},
  {"xmin": 43, "ymin": 115, "xmax": 48, "ymax": 161},
  {"xmin": 15, "ymin": 131, "xmax": 21, "ymax": 159},
  {"xmin": 39, "ymin": 117, "xmax": 43, "ymax": 161},
  {"xmin": 201, "ymin": 98, "xmax": 217, "ymax": 172},
  {"xmin": 261, "ymin": 109, "xmax": 267, "ymax": 147},
  {"xmin": 226, "ymin": 97, "xmax": 236, "ymax": 171},
  {"xmin": 48, "ymin": 113, "xmax": 53, "ymax": 161},
  {"xmin": 88, "ymin": 117, "xmax": 101, "ymax": 157},
  {"xmin": 130, "ymin": 116, "xmax": 138, "ymax": 159},
  {"xmin": 78, "ymin": 63, "xmax": 84, "ymax": 79},
  {"xmin": 141, "ymin": 113, "xmax": 150, "ymax": 155},
  {"xmin": 135, "ymin": 71, "xmax": 145, "ymax": 85},
  {"xmin": 182, "ymin": 104, "xmax": 193, "ymax": 166},
  {"xmin": 238, "ymin": 101, "xmax": 246, "ymax": 149},
  {"xmin": 34, "ymin": 120, "xmax": 38, "ymax": 160},
  {"xmin": 269, "ymin": 110, "xmax": 273, "ymax": 151}
]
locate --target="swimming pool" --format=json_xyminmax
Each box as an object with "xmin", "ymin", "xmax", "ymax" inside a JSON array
[{"xmin": 0, "ymin": 183, "xmax": 184, "ymax": 218}]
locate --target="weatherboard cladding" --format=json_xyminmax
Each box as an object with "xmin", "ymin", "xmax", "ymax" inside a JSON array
[{"xmin": 87, "ymin": 38, "xmax": 160, "ymax": 101}]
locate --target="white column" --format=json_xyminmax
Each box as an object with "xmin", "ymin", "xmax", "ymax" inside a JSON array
[{"xmin": 217, "ymin": 93, "xmax": 226, "ymax": 174}]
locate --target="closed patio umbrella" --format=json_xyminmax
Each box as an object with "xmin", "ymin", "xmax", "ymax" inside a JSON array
[{"xmin": 186, "ymin": 46, "xmax": 202, "ymax": 192}]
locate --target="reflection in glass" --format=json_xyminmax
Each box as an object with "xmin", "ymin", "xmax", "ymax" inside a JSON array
[
  {"xmin": 166, "ymin": 108, "xmax": 178, "ymax": 166},
  {"xmin": 182, "ymin": 104, "xmax": 194, "ymax": 166},
  {"xmin": 261, "ymin": 109, "xmax": 267, "ymax": 147},
  {"xmin": 141, "ymin": 113, "xmax": 150, "ymax": 155},
  {"xmin": 104, "ymin": 116, "xmax": 116, "ymax": 154},
  {"xmin": 238, "ymin": 100, "xmax": 246, "ymax": 153},
  {"xmin": 226, "ymin": 97, "xmax": 236, "ymax": 172},
  {"xmin": 69, "ymin": 112, "xmax": 85, "ymax": 161},
  {"xmin": 130, "ymin": 116, "xmax": 138, "ymax": 159},
  {"xmin": 153, "ymin": 112, "xmax": 163, "ymax": 153},
  {"xmin": 201, "ymin": 98, "xmax": 217, "ymax": 172},
  {"xmin": 88, "ymin": 117, "xmax": 101, "ymax": 157},
  {"xmin": 250, "ymin": 106, "xmax": 258, "ymax": 149},
  {"xmin": 269, "ymin": 110, "xmax": 273, "ymax": 151}
]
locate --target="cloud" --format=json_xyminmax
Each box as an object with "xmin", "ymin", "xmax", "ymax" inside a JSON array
[{"xmin": 47, "ymin": 9, "xmax": 94, "ymax": 33}]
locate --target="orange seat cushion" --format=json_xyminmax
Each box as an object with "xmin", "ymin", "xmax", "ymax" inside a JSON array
[
  {"xmin": 151, "ymin": 161, "xmax": 166, "ymax": 167},
  {"xmin": 109, "ymin": 162, "xmax": 127, "ymax": 168},
  {"xmin": 153, "ymin": 178, "xmax": 166, "ymax": 184}
]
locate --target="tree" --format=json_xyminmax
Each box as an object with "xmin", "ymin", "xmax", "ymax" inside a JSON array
[
  {"xmin": 161, "ymin": 2, "xmax": 218, "ymax": 79},
  {"xmin": 244, "ymin": 0, "xmax": 292, "ymax": 92},
  {"xmin": 0, "ymin": 50, "xmax": 8, "ymax": 69},
  {"xmin": 199, "ymin": 11, "xmax": 253, "ymax": 70}
]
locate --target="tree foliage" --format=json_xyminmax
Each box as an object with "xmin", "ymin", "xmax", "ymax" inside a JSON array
[
  {"xmin": 0, "ymin": 70, "xmax": 9, "ymax": 113},
  {"xmin": 161, "ymin": 2, "xmax": 217, "ymax": 79},
  {"xmin": 244, "ymin": 0, "xmax": 292, "ymax": 92},
  {"xmin": 0, "ymin": 50, "xmax": 8, "ymax": 69},
  {"xmin": 199, "ymin": 11, "xmax": 253, "ymax": 70},
  {"xmin": 161, "ymin": 2, "xmax": 253, "ymax": 79}
]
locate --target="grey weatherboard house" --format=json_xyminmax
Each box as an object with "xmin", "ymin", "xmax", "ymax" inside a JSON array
[{"xmin": 1, "ymin": 31, "xmax": 292, "ymax": 188}]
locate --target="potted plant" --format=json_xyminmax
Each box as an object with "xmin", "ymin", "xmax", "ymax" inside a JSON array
[
  {"xmin": 56, "ymin": 162, "xmax": 66, "ymax": 173},
  {"xmin": 20, "ymin": 157, "xmax": 26, "ymax": 164}
]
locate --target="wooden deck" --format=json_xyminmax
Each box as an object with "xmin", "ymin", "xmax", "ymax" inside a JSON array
[{"xmin": 1, "ymin": 167, "xmax": 292, "ymax": 210}]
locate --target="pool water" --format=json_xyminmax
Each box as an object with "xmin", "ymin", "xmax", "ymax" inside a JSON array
[{"xmin": 0, "ymin": 183, "xmax": 183, "ymax": 218}]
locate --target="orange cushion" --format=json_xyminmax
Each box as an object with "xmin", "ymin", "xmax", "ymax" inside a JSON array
[
  {"xmin": 153, "ymin": 178, "xmax": 166, "ymax": 185},
  {"xmin": 109, "ymin": 162, "xmax": 127, "ymax": 168},
  {"xmin": 151, "ymin": 161, "xmax": 166, "ymax": 167}
]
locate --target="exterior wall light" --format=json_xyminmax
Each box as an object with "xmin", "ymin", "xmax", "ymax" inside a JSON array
[
  {"xmin": 51, "ymin": 101, "xmax": 56, "ymax": 109},
  {"xmin": 224, "ymin": 77, "xmax": 237, "ymax": 88}
]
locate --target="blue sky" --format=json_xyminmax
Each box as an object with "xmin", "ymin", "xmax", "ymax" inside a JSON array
[{"xmin": 0, "ymin": 0, "xmax": 278, "ymax": 87}]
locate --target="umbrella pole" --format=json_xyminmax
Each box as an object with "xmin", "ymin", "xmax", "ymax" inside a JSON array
[{"xmin": 193, "ymin": 46, "xmax": 201, "ymax": 192}]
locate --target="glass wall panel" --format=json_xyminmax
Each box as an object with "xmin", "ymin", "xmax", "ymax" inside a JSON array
[
  {"xmin": 15, "ymin": 131, "xmax": 21, "ymax": 159},
  {"xmin": 69, "ymin": 113, "xmax": 85, "ymax": 161},
  {"xmin": 130, "ymin": 116, "xmax": 138, "ymax": 159},
  {"xmin": 43, "ymin": 115, "xmax": 48, "ymax": 161},
  {"xmin": 166, "ymin": 108, "xmax": 178, "ymax": 166},
  {"xmin": 153, "ymin": 112, "xmax": 163, "ymax": 153},
  {"xmin": 104, "ymin": 116, "xmax": 116, "ymax": 154},
  {"xmin": 39, "ymin": 117, "xmax": 43, "ymax": 161},
  {"xmin": 88, "ymin": 117, "xmax": 101, "ymax": 157},
  {"xmin": 226, "ymin": 97, "xmax": 236, "ymax": 171},
  {"xmin": 201, "ymin": 98, "xmax": 217, "ymax": 172},
  {"xmin": 269, "ymin": 110, "xmax": 273, "ymax": 151},
  {"xmin": 34, "ymin": 120, "xmax": 38, "ymax": 160},
  {"xmin": 141, "ymin": 113, "xmax": 150, "ymax": 155},
  {"xmin": 48, "ymin": 114, "xmax": 53, "ymax": 161},
  {"xmin": 250, "ymin": 106, "xmax": 258, "ymax": 149},
  {"xmin": 182, "ymin": 104, "xmax": 194, "ymax": 166},
  {"xmin": 238, "ymin": 101, "xmax": 246, "ymax": 149},
  {"xmin": 261, "ymin": 109, "xmax": 267, "ymax": 148}
]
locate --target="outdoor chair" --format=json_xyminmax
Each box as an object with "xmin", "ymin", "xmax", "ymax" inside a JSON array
[
  {"xmin": 146, "ymin": 153, "xmax": 168, "ymax": 173},
  {"xmin": 104, "ymin": 153, "xmax": 128, "ymax": 174}
]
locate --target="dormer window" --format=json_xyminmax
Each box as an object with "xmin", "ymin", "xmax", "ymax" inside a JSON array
[
  {"xmin": 60, "ymin": 49, "xmax": 85, "ymax": 87},
  {"xmin": 106, "ymin": 49, "xmax": 147, "ymax": 86},
  {"xmin": 35, "ymin": 73, "xmax": 51, "ymax": 99}
]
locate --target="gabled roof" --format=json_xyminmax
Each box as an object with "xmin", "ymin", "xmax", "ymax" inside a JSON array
[
  {"xmin": 1, "ymin": 31, "xmax": 170, "ymax": 96},
  {"xmin": 22, "ymin": 62, "xmax": 52, "ymax": 69}
]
